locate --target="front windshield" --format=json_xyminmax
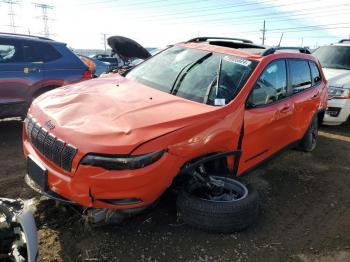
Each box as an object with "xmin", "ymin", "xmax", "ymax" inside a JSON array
[
  {"xmin": 126, "ymin": 46, "xmax": 256, "ymax": 106},
  {"xmin": 313, "ymin": 46, "xmax": 350, "ymax": 70}
]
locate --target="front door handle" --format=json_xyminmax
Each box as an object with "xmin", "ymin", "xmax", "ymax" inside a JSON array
[
  {"xmin": 280, "ymin": 106, "xmax": 291, "ymax": 113},
  {"xmin": 311, "ymin": 91, "xmax": 320, "ymax": 100}
]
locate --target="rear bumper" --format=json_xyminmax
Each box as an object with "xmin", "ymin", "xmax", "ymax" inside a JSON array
[
  {"xmin": 323, "ymin": 99, "xmax": 350, "ymax": 125},
  {"xmin": 23, "ymin": 139, "xmax": 182, "ymax": 209}
]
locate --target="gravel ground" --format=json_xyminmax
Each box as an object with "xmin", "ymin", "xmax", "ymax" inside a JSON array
[{"xmin": 0, "ymin": 118, "xmax": 349, "ymax": 262}]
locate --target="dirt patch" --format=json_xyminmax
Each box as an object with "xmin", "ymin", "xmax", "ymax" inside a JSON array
[{"xmin": 0, "ymin": 119, "xmax": 349, "ymax": 261}]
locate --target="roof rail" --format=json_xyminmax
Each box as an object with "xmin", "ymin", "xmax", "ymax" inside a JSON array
[
  {"xmin": 187, "ymin": 37, "xmax": 253, "ymax": 44},
  {"xmin": 262, "ymin": 47, "xmax": 311, "ymax": 56},
  {"xmin": 338, "ymin": 39, "xmax": 350, "ymax": 43},
  {"xmin": 0, "ymin": 32, "xmax": 53, "ymax": 41}
]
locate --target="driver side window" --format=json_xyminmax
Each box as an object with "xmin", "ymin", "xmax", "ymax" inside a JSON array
[{"xmin": 248, "ymin": 60, "xmax": 287, "ymax": 107}]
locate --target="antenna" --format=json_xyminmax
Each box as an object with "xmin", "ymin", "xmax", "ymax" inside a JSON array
[
  {"xmin": 1, "ymin": 0, "xmax": 21, "ymax": 33},
  {"xmin": 33, "ymin": 3, "xmax": 54, "ymax": 38},
  {"xmin": 260, "ymin": 20, "xmax": 266, "ymax": 45},
  {"xmin": 278, "ymin": 33, "xmax": 284, "ymax": 47}
]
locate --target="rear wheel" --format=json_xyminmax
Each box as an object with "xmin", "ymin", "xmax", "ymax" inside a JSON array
[
  {"xmin": 298, "ymin": 115, "xmax": 318, "ymax": 152},
  {"xmin": 177, "ymin": 176, "xmax": 259, "ymax": 233}
]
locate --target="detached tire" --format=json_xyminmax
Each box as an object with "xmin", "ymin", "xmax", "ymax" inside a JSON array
[
  {"xmin": 177, "ymin": 177, "xmax": 259, "ymax": 233},
  {"xmin": 298, "ymin": 115, "xmax": 318, "ymax": 152}
]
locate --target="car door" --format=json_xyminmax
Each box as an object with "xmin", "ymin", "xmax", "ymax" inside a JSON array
[
  {"xmin": 0, "ymin": 38, "xmax": 43, "ymax": 116},
  {"xmin": 288, "ymin": 59, "xmax": 323, "ymax": 139},
  {"xmin": 238, "ymin": 59, "xmax": 295, "ymax": 174}
]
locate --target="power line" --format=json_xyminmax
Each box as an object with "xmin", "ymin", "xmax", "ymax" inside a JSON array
[
  {"xmin": 225, "ymin": 24, "xmax": 350, "ymax": 36},
  {"xmin": 1, "ymin": 0, "xmax": 21, "ymax": 33},
  {"xmin": 137, "ymin": 0, "xmax": 278, "ymax": 18},
  {"xmin": 33, "ymin": 3, "xmax": 54, "ymax": 38},
  {"xmin": 133, "ymin": 0, "xmax": 320, "ymax": 22},
  {"xmin": 139, "ymin": 2, "xmax": 350, "ymax": 24}
]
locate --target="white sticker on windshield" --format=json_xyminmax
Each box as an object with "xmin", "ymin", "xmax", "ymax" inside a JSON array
[
  {"xmin": 223, "ymin": 56, "xmax": 252, "ymax": 67},
  {"xmin": 214, "ymin": 98, "xmax": 226, "ymax": 106}
]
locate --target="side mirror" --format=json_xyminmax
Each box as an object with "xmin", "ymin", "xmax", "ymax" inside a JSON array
[{"xmin": 246, "ymin": 100, "xmax": 256, "ymax": 109}]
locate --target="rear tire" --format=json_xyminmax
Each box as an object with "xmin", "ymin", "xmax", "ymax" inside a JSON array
[
  {"xmin": 298, "ymin": 115, "xmax": 318, "ymax": 152},
  {"xmin": 177, "ymin": 177, "xmax": 259, "ymax": 233}
]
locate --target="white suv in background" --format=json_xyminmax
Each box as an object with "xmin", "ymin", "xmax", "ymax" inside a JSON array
[{"xmin": 313, "ymin": 40, "xmax": 350, "ymax": 125}]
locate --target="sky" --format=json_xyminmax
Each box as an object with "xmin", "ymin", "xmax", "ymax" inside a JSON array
[{"xmin": 0, "ymin": 0, "xmax": 349, "ymax": 49}]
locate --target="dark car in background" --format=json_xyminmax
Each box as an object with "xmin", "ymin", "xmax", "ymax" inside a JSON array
[
  {"xmin": 0, "ymin": 33, "xmax": 92, "ymax": 119},
  {"xmin": 78, "ymin": 55, "xmax": 118, "ymax": 77},
  {"xmin": 92, "ymin": 54, "xmax": 120, "ymax": 68}
]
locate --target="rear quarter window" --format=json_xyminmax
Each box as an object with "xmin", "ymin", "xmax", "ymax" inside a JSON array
[
  {"xmin": 309, "ymin": 61, "xmax": 322, "ymax": 84},
  {"xmin": 36, "ymin": 42, "xmax": 62, "ymax": 62}
]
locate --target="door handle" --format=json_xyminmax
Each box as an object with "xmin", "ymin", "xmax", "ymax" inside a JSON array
[
  {"xmin": 24, "ymin": 67, "xmax": 40, "ymax": 73},
  {"xmin": 311, "ymin": 91, "xmax": 320, "ymax": 100},
  {"xmin": 280, "ymin": 106, "xmax": 291, "ymax": 113}
]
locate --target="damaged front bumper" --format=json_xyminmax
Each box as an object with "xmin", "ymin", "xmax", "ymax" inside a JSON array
[
  {"xmin": 23, "ymin": 138, "xmax": 182, "ymax": 210},
  {"xmin": 0, "ymin": 198, "xmax": 38, "ymax": 262}
]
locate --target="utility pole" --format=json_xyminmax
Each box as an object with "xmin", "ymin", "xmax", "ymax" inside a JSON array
[
  {"xmin": 301, "ymin": 37, "xmax": 304, "ymax": 47},
  {"xmin": 2, "ymin": 0, "xmax": 21, "ymax": 33},
  {"xmin": 260, "ymin": 20, "xmax": 266, "ymax": 45},
  {"xmin": 34, "ymin": 3, "xmax": 54, "ymax": 38},
  {"xmin": 101, "ymin": 33, "xmax": 108, "ymax": 53}
]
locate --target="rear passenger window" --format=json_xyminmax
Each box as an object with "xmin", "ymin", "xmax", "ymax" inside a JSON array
[
  {"xmin": 309, "ymin": 61, "xmax": 322, "ymax": 84},
  {"xmin": 247, "ymin": 60, "xmax": 287, "ymax": 107},
  {"xmin": 289, "ymin": 60, "xmax": 312, "ymax": 93},
  {"xmin": 22, "ymin": 41, "xmax": 39, "ymax": 62}
]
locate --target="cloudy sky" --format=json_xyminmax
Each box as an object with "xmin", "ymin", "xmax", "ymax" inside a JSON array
[{"xmin": 0, "ymin": 0, "xmax": 349, "ymax": 49}]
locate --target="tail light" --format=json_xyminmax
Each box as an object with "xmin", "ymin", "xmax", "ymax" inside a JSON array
[{"xmin": 82, "ymin": 70, "xmax": 92, "ymax": 80}]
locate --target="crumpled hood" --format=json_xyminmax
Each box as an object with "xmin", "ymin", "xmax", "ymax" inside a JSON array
[
  {"xmin": 30, "ymin": 75, "xmax": 215, "ymax": 154},
  {"xmin": 323, "ymin": 68, "xmax": 350, "ymax": 89}
]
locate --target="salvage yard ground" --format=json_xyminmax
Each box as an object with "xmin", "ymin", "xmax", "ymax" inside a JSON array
[{"xmin": 0, "ymin": 118, "xmax": 349, "ymax": 262}]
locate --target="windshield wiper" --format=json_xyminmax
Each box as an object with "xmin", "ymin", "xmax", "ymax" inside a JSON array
[
  {"xmin": 170, "ymin": 52, "xmax": 213, "ymax": 94},
  {"xmin": 204, "ymin": 57, "xmax": 223, "ymax": 104}
]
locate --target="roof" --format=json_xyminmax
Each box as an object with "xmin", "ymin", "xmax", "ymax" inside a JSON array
[
  {"xmin": 178, "ymin": 42, "xmax": 263, "ymax": 60},
  {"xmin": 0, "ymin": 32, "xmax": 64, "ymax": 44},
  {"xmin": 177, "ymin": 42, "xmax": 316, "ymax": 63}
]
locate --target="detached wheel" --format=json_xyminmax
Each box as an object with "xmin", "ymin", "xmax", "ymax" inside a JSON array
[
  {"xmin": 299, "ymin": 115, "xmax": 318, "ymax": 152},
  {"xmin": 177, "ymin": 176, "xmax": 259, "ymax": 233}
]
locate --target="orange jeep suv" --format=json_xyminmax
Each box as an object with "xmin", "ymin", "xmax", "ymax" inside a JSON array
[{"xmin": 23, "ymin": 37, "xmax": 328, "ymax": 232}]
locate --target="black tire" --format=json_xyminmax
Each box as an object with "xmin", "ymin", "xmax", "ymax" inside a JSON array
[
  {"xmin": 177, "ymin": 177, "xmax": 259, "ymax": 233},
  {"xmin": 298, "ymin": 115, "xmax": 318, "ymax": 152}
]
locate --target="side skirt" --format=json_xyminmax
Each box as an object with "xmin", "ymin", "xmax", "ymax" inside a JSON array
[{"xmin": 239, "ymin": 139, "xmax": 301, "ymax": 177}]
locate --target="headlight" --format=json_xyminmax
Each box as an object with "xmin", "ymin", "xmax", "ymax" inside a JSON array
[
  {"xmin": 329, "ymin": 86, "xmax": 350, "ymax": 99},
  {"xmin": 81, "ymin": 149, "xmax": 166, "ymax": 170}
]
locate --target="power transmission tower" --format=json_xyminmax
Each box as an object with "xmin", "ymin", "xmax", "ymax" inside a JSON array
[
  {"xmin": 33, "ymin": 3, "xmax": 54, "ymax": 38},
  {"xmin": 260, "ymin": 20, "xmax": 266, "ymax": 45},
  {"xmin": 101, "ymin": 33, "xmax": 108, "ymax": 53},
  {"xmin": 2, "ymin": 0, "xmax": 21, "ymax": 33}
]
